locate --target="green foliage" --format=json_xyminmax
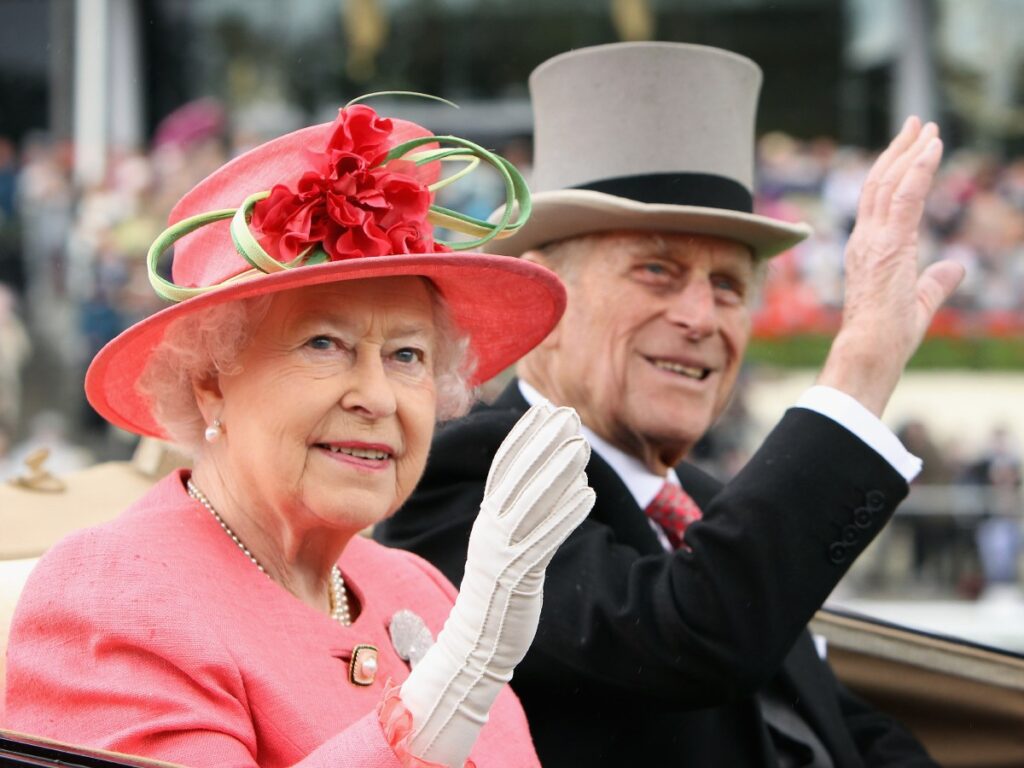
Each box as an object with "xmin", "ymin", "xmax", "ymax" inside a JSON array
[{"xmin": 746, "ymin": 336, "xmax": 1024, "ymax": 370}]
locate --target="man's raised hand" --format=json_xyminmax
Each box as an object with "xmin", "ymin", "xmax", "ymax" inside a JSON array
[{"xmin": 818, "ymin": 116, "xmax": 965, "ymax": 416}]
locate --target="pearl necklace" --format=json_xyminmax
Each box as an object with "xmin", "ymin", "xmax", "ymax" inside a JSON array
[{"xmin": 186, "ymin": 478, "xmax": 352, "ymax": 626}]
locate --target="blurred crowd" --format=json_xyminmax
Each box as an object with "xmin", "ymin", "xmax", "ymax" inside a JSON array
[
  {"xmin": 896, "ymin": 420, "xmax": 1022, "ymax": 596},
  {"xmin": 754, "ymin": 132, "xmax": 1024, "ymax": 337},
  {"xmin": 0, "ymin": 109, "xmax": 1021, "ymax": 596},
  {"xmin": 0, "ymin": 105, "xmax": 230, "ymax": 479}
]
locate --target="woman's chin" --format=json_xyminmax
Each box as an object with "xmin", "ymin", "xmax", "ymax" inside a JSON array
[{"xmin": 305, "ymin": 488, "xmax": 396, "ymax": 534}]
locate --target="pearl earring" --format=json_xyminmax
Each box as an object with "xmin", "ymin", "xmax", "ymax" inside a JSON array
[{"xmin": 204, "ymin": 418, "xmax": 223, "ymax": 443}]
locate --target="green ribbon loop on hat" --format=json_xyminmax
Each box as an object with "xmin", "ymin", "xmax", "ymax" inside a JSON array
[
  {"xmin": 385, "ymin": 135, "xmax": 531, "ymax": 251},
  {"xmin": 147, "ymin": 208, "xmax": 239, "ymax": 302},
  {"xmin": 147, "ymin": 111, "xmax": 531, "ymax": 303}
]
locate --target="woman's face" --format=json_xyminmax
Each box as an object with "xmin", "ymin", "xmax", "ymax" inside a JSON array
[{"xmin": 209, "ymin": 276, "xmax": 440, "ymax": 536}]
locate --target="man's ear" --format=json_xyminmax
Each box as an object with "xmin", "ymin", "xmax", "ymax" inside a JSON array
[
  {"xmin": 519, "ymin": 249, "xmax": 564, "ymax": 351},
  {"xmin": 192, "ymin": 373, "xmax": 225, "ymax": 426},
  {"xmin": 520, "ymin": 249, "xmax": 553, "ymax": 270}
]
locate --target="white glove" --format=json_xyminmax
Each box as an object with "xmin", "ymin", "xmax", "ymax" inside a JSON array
[{"xmin": 399, "ymin": 402, "xmax": 595, "ymax": 766}]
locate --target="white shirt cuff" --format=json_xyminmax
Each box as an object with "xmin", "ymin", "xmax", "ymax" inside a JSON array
[{"xmin": 795, "ymin": 386, "xmax": 921, "ymax": 482}]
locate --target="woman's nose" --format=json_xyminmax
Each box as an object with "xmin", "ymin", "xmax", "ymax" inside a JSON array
[{"xmin": 339, "ymin": 351, "xmax": 398, "ymax": 418}]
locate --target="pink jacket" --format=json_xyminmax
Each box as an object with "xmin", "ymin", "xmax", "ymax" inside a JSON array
[{"xmin": 4, "ymin": 471, "xmax": 539, "ymax": 767}]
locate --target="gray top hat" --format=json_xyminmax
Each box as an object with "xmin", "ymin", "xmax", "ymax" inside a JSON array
[{"xmin": 486, "ymin": 42, "xmax": 811, "ymax": 258}]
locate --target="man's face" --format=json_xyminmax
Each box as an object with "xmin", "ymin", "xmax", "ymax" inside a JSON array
[{"xmin": 526, "ymin": 231, "xmax": 755, "ymax": 473}]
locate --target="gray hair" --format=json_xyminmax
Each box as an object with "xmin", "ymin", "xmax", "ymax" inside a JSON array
[{"xmin": 137, "ymin": 283, "xmax": 475, "ymax": 454}]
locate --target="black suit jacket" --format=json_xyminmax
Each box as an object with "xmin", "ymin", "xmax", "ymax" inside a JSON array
[{"xmin": 376, "ymin": 382, "xmax": 936, "ymax": 767}]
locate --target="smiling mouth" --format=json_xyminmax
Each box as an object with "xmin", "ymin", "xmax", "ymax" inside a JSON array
[
  {"xmin": 315, "ymin": 444, "xmax": 393, "ymax": 461},
  {"xmin": 647, "ymin": 357, "xmax": 711, "ymax": 381}
]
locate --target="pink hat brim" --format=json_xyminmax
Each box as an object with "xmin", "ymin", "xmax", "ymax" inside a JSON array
[{"xmin": 85, "ymin": 253, "xmax": 565, "ymax": 439}]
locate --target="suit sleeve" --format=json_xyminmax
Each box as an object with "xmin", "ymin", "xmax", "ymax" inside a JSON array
[
  {"xmin": 3, "ymin": 532, "xmax": 406, "ymax": 768},
  {"xmin": 377, "ymin": 406, "xmax": 909, "ymax": 710}
]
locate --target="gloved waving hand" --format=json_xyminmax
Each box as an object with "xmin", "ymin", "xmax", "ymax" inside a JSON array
[{"xmin": 399, "ymin": 402, "xmax": 595, "ymax": 766}]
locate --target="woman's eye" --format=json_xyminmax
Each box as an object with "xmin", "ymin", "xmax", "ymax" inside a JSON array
[
  {"xmin": 392, "ymin": 347, "xmax": 424, "ymax": 365},
  {"xmin": 306, "ymin": 336, "xmax": 336, "ymax": 351}
]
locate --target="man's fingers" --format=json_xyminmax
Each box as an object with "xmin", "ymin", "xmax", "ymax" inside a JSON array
[
  {"xmin": 845, "ymin": 127, "xmax": 940, "ymax": 284},
  {"xmin": 885, "ymin": 136, "xmax": 943, "ymax": 231},
  {"xmin": 878, "ymin": 122, "xmax": 937, "ymax": 199},
  {"xmin": 865, "ymin": 121, "xmax": 937, "ymax": 225},
  {"xmin": 857, "ymin": 116, "xmax": 921, "ymax": 221},
  {"xmin": 915, "ymin": 260, "xmax": 966, "ymax": 335}
]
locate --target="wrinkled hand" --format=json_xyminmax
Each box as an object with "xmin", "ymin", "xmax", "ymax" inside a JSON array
[
  {"xmin": 399, "ymin": 402, "xmax": 595, "ymax": 766},
  {"xmin": 818, "ymin": 117, "xmax": 965, "ymax": 416}
]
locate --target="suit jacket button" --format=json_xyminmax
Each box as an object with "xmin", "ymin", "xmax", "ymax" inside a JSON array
[
  {"xmin": 853, "ymin": 507, "xmax": 872, "ymax": 528},
  {"xmin": 842, "ymin": 525, "xmax": 859, "ymax": 544},
  {"xmin": 828, "ymin": 542, "xmax": 848, "ymax": 564},
  {"xmin": 866, "ymin": 490, "xmax": 886, "ymax": 512}
]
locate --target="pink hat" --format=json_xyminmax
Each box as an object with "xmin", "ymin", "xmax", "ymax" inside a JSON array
[{"xmin": 86, "ymin": 100, "xmax": 564, "ymax": 440}]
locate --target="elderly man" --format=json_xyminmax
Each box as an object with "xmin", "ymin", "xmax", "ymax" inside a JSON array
[{"xmin": 376, "ymin": 43, "xmax": 958, "ymax": 766}]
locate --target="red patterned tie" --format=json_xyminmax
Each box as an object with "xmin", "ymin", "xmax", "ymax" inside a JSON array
[{"xmin": 645, "ymin": 482, "xmax": 702, "ymax": 550}]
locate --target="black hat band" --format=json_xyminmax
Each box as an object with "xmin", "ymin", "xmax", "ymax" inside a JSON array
[{"xmin": 573, "ymin": 172, "xmax": 753, "ymax": 213}]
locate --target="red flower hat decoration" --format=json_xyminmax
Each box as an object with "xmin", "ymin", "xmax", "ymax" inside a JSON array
[{"xmin": 250, "ymin": 104, "xmax": 442, "ymax": 263}]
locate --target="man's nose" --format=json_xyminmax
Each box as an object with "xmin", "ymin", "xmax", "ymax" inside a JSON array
[
  {"xmin": 664, "ymin": 277, "xmax": 717, "ymax": 339},
  {"xmin": 340, "ymin": 351, "xmax": 398, "ymax": 418}
]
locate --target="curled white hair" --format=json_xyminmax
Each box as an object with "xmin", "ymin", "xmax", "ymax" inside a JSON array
[{"xmin": 137, "ymin": 283, "xmax": 475, "ymax": 454}]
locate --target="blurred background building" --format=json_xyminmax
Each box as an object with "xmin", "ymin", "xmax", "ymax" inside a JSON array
[{"xmin": 0, "ymin": 0, "xmax": 1022, "ymax": 648}]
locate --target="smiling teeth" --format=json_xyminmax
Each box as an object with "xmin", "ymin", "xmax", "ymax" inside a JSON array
[
  {"xmin": 653, "ymin": 360, "xmax": 706, "ymax": 379},
  {"xmin": 327, "ymin": 446, "xmax": 389, "ymax": 460}
]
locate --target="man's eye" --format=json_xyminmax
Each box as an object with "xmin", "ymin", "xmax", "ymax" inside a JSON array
[
  {"xmin": 713, "ymin": 277, "xmax": 745, "ymax": 300},
  {"xmin": 632, "ymin": 262, "xmax": 674, "ymax": 284}
]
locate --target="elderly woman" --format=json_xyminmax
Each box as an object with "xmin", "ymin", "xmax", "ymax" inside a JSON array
[{"xmin": 4, "ymin": 102, "xmax": 594, "ymax": 768}]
